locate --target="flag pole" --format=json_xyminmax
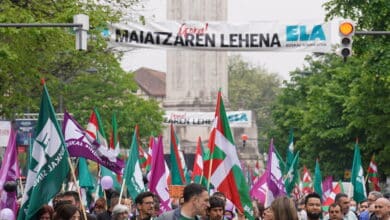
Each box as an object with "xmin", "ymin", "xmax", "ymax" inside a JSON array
[
  {"xmin": 119, "ymin": 178, "xmax": 126, "ymax": 202},
  {"xmin": 206, "ymin": 129, "xmax": 216, "ymax": 191},
  {"xmin": 18, "ymin": 176, "xmax": 24, "ymax": 196},
  {"xmin": 67, "ymin": 158, "xmax": 88, "ymax": 220},
  {"xmin": 198, "ymin": 172, "xmax": 203, "ymax": 185}
]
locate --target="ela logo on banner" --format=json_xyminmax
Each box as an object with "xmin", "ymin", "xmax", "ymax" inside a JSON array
[{"xmin": 286, "ymin": 25, "xmax": 326, "ymax": 41}]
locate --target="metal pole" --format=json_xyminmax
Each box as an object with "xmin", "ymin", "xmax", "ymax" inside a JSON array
[
  {"xmin": 355, "ymin": 31, "xmax": 390, "ymax": 35},
  {"xmin": 0, "ymin": 23, "xmax": 82, "ymax": 28}
]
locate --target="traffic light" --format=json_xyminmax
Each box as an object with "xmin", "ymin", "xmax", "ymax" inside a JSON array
[{"xmin": 338, "ymin": 21, "xmax": 355, "ymax": 59}]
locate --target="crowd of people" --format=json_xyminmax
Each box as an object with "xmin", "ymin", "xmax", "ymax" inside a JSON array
[{"xmin": 2, "ymin": 183, "xmax": 389, "ymax": 220}]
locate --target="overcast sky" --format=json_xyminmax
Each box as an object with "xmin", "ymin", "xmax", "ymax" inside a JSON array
[{"xmin": 120, "ymin": 0, "xmax": 329, "ymax": 80}]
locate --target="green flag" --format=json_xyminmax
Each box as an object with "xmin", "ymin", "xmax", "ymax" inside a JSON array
[
  {"xmin": 79, "ymin": 158, "xmax": 95, "ymax": 190},
  {"xmin": 285, "ymin": 129, "xmax": 294, "ymax": 173},
  {"xmin": 109, "ymin": 112, "xmax": 120, "ymax": 153},
  {"xmin": 198, "ymin": 138, "xmax": 211, "ymax": 188},
  {"xmin": 284, "ymin": 151, "xmax": 300, "ymax": 196},
  {"xmin": 78, "ymin": 158, "xmax": 95, "ymax": 208},
  {"xmin": 18, "ymin": 82, "xmax": 70, "ymax": 220},
  {"xmin": 170, "ymin": 124, "xmax": 189, "ymax": 185},
  {"xmin": 92, "ymin": 108, "xmax": 121, "ymax": 194},
  {"xmin": 124, "ymin": 126, "xmax": 146, "ymax": 200},
  {"xmin": 350, "ymin": 141, "xmax": 367, "ymax": 203},
  {"xmin": 274, "ymin": 146, "xmax": 287, "ymax": 176},
  {"xmin": 313, "ymin": 159, "xmax": 323, "ymax": 197}
]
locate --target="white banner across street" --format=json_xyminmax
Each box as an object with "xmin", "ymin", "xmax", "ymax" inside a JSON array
[
  {"xmin": 106, "ymin": 20, "xmax": 332, "ymax": 52},
  {"xmin": 0, "ymin": 121, "xmax": 11, "ymax": 147},
  {"xmin": 163, "ymin": 110, "xmax": 252, "ymax": 127}
]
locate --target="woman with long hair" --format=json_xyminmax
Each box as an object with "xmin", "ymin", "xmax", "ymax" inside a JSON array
[{"xmin": 263, "ymin": 196, "xmax": 299, "ymax": 220}]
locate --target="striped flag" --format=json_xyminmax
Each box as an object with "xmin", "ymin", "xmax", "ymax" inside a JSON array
[
  {"xmin": 323, "ymin": 182, "xmax": 341, "ymax": 207},
  {"xmin": 204, "ymin": 90, "xmax": 253, "ymax": 218},
  {"xmin": 86, "ymin": 109, "xmax": 121, "ymax": 192},
  {"xmin": 301, "ymin": 166, "xmax": 313, "ymax": 195},
  {"xmin": 367, "ymin": 154, "xmax": 380, "ymax": 191},
  {"xmin": 191, "ymin": 137, "xmax": 204, "ymax": 184},
  {"xmin": 322, "ymin": 176, "xmax": 333, "ymax": 201},
  {"xmin": 138, "ymin": 145, "xmax": 149, "ymax": 171}
]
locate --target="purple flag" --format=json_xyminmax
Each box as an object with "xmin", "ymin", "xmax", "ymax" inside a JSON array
[
  {"xmin": 62, "ymin": 112, "xmax": 124, "ymax": 175},
  {"xmin": 265, "ymin": 139, "xmax": 286, "ymax": 207},
  {"xmin": 148, "ymin": 136, "xmax": 171, "ymax": 212},
  {"xmin": 322, "ymin": 176, "xmax": 333, "ymax": 201},
  {"xmin": 250, "ymin": 171, "xmax": 268, "ymax": 204},
  {"xmin": 0, "ymin": 127, "xmax": 20, "ymax": 216}
]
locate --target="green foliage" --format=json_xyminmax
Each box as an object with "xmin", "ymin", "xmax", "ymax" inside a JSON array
[
  {"xmin": 0, "ymin": 0, "xmax": 164, "ymax": 146},
  {"xmin": 228, "ymin": 55, "xmax": 282, "ymax": 151},
  {"xmin": 271, "ymin": 0, "xmax": 390, "ymax": 178},
  {"xmin": 273, "ymin": 50, "xmax": 390, "ymax": 178}
]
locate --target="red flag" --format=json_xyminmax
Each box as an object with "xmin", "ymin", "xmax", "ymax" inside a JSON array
[
  {"xmin": 301, "ymin": 166, "xmax": 313, "ymax": 195},
  {"xmin": 86, "ymin": 109, "xmax": 108, "ymax": 149},
  {"xmin": 191, "ymin": 137, "xmax": 204, "ymax": 183},
  {"xmin": 367, "ymin": 155, "xmax": 380, "ymax": 191},
  {"xmin": 323, "ymin": 182, "xmax": 341, "ymax": 206},
  {"xmin": 144, "ymin": 136, "xmax": 154, "ymax": 172},
  {"xmin": 204, "ymin": 91, "xmax": 253, "ymax": 219}
]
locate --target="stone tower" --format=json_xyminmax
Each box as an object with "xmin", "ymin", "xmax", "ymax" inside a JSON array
[
  {"xmin": 163, "ymin": 0, "xmax": 261, "ymax": 170},
  {"xmin": 164, "ymin": 0, "xmax": 228, "ymax": 109}
]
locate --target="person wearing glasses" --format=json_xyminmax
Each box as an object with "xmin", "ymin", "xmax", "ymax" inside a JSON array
[
  {"xmin": 359, "ymin": 191, "xmax": 383, "ymax": 220},
  {"xmin": 132, "ymin": 191, "xmax": 156, "ymax": 220}
]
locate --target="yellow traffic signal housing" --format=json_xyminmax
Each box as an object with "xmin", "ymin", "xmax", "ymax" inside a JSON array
[{"xmin": 338, "ymin": 21, "xmax": 355, "ymax": 58}]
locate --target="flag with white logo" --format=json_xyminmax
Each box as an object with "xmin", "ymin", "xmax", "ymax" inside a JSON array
[{"xmin": 18, "ymin": 81, "xmax": 70, "ymax": 219}]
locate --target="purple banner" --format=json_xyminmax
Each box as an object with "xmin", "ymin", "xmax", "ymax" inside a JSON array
[{"xmin": 62, "ymin": 112, "xmax": 124, "ymax": 175}]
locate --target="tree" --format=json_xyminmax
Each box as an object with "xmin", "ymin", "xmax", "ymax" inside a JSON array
[
  {"xmin": 271, "ymin": 0, "xmax": 390, "ymax": 177},
  {"xmin": 324, "ymin": 0, "xmax": 390, "ymax": 176},
  {"xmin": 228, "ymin": 55, "xmax": 282, "ymax": 150},
  {"xmin": 0, "ymin": 0, "xmax": 164, "ymax": 145}
]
